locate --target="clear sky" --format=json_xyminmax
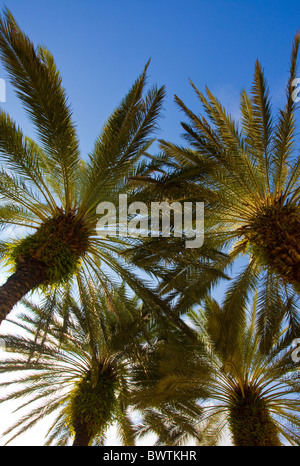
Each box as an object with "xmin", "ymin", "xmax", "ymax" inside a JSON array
[{"xmin": 0, "ymin": 0, "xmax": 299, "ymax": 446}]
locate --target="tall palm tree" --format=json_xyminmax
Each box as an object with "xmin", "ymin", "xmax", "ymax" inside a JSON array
[
  {"xmin": 131, "ymin": 292, "xmax": 300, "ymax": 446},
  {"xmin": 0, "ymin": 7, "xmax": 166, "ymax": 325},
  {"xmin": 0, "ymin": 280, "xmax": 154, "ymax": 446},
  {"xmin": 136, "ymin": 33, "xmax": 300, "ymax": 312}
]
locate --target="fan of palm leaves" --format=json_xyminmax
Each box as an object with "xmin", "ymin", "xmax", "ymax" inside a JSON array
[
  {"xmin": 131, "ymin": 290, "xmax": 300, "ymax": 446},
  {"xmin": 0, "ymin": 7, "xmax": 168, "ymax": 325},
  {"xmin": 0, "ymin": 278, "xmax": 160, "ymax": 446},
  {"xmin": 130, "ymin": 33, "xmax": 300, "ymax": 328}
]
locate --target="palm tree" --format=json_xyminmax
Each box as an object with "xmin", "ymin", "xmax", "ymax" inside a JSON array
[
  {"xmin": 131, "ymin": 292, "xmax": 300, "ymax": 446},
  {"xmin": 137, "ymin": 33, "xmax": 300, "ymax": 311},
  {"xmin": 0, "ymin": 7, "xmax": 166, "ymax": 324},
  {"xmin": 0, "ymin": 280, "xmax": 154, "ymax": 446}
]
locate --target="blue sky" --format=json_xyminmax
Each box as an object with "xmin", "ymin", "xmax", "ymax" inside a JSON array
[{"xmin": 0, "ymin": 0, "xmax": 299, "ymax": 446}]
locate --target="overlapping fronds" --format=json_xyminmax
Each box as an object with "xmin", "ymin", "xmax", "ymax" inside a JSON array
[
  {"xmin": 0, "ymin": 279, "xmax": 156, "ymax": 445},
  {"xmin": 131, "ymin": 292, "xmax": 300, "ymax": 446}
]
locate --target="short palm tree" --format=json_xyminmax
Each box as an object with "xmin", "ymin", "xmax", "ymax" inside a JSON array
[
  {"xmin": 141, "ymin": 33, "xmax": 300, "ymax": 309},
  {"xmin": 132, "ymin": 292, "xmax": 300, "ymax": 446},
  {"xmin": 0, "ymin": 280, "xmax": 153, "ymax": 446},
  {"xmin": 0, "ymin": 8, "xmax": 165, "ymax": 324}
]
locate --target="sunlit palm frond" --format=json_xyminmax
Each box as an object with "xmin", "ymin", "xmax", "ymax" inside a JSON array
[{"xmin": 0, "ymin": 280, "xmax": 155, "ymax": 445}]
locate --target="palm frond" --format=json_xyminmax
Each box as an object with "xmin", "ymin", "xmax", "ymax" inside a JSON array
[
  {"xmin": 0, "ymin": 8, "xmax": 81, "ymax": 210},
  {"xmin": 271, "ymin": 32, "xmax": 300, "ymax": 195}
]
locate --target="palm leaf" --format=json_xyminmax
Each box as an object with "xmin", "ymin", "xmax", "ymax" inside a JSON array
[{"xmin": 0, "ymin": 8, "xmax": 81, "ymax": 210}]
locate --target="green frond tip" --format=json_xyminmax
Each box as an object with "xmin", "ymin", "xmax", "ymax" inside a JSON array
[{"xmin": 0, "ymin": 6, "xmax": 81, "ymax": 211}]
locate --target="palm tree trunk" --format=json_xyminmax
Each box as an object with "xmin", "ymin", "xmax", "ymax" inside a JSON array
[
  {"xmin": 229, "ymin": 390, "xmax": 281, "ymax": 446},
  {"xmin": 72, "ymin": 422, "xmax": 92, "ymax": 446},
  {"xmin": 0, "ymin": 259, "xmax": 48, "ymax": 324}
]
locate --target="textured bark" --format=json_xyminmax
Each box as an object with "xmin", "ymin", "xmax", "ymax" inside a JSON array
[
  {"xmin": 242, "ymin": 202, "xmax": 300, "ymax": 291},
  {"xmin": 229, "ymin": 387, "xmax": 281, "ymax": 446},
  {"xmin": 0, "ymin": 259, "xmax": 48, "ymax": 324},
  {"xmin": 72, "ymin": 422, "xmax": 92, "ymax": 446}
]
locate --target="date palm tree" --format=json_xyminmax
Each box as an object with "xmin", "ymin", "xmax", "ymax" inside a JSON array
[
  {"xmin": 0, "ymin": 8, "xmax": 166, "ymax": 325},
  {"xmin": 0, "ymin": 279, "xmax": 156, "ymax": 446},
  {"xmin": 137, "ymin": 33, "xmax": 300, "ymax": 310},
  {"xmin": 132, "ymin": 291, "xmax": 300, "ymax": 446}
]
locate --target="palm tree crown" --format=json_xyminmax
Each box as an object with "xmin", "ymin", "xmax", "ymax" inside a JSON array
[
  {"xmin": 144, "ymin": 33, "xmax": 300, "ymax": 311},
  {"xmin": 131, "ymin": 292, "xmax": 300, "ymax": 446},
  {"xmin": 0, "ymin": 280, "xmax": 152, "ymax": 446},
  {"xmin": 0, "ymin": 7, "xmax": 165, "ymax": 324}
]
